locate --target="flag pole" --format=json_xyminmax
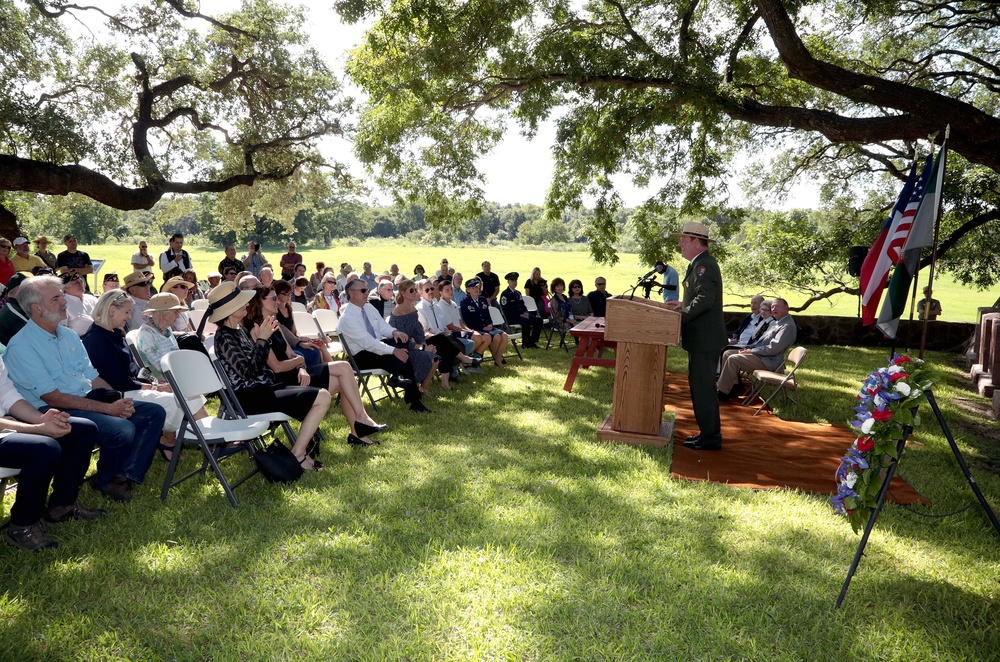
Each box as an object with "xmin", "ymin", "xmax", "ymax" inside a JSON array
[{"xmin": 919, "ymin": 125, "xmax": 950, "ymax": 359}]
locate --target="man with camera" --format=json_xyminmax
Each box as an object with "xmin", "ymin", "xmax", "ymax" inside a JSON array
[
  {"xmin": 159, "ymin": 233, "xmax": 192, "ymax": 281},
  {"xmin": 241, "ymin": 241, "xmax": 266, "ymax": 278}
]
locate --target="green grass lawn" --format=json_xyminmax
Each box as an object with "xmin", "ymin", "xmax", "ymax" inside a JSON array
[
  {"xmin": 78, "ymin": 239, "xmax": 995, "ymax": 322},
  {"xmin": 2, "ymin": 343, "xmax": 998, "ymax": 660}
]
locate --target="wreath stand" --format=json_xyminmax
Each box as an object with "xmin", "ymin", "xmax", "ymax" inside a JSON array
[{"xmin": 836, "ymin": 389, "xmax": 1000, "ymax": 608}]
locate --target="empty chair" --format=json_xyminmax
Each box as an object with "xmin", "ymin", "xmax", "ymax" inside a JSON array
[
  {"xmin": 292, "ymin": 310, "xmax": 323, "ymax": 340},
  {"xmin": 191, "ymin": 299, "xmax": 210, "ymax": 311},
  {"xmin": 160, "ymin": 350, "xmax": 271, "ymax": 507},
  {"xmin": 742, "ymin": 346, "xmax": 807, "ymax": 416}
]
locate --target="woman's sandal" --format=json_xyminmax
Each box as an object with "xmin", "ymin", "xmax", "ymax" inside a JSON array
[
  {"xmin": 157, "ymin": 442, "xmax": 183, "ymax": 462},
  {"xmin": 298, "ymin": 455, "xmax": 322, "ymax": 472}
]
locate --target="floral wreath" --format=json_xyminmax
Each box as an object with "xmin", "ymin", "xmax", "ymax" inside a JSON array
[{"xmin": 831, "ymin": 354, "xmax": 934, "ymax": 532}]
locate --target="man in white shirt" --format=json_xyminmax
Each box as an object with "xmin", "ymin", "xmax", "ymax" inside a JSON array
[
  {"xmin": 338, "ymin": 278, "xmax": 429, "ymax": 412},
  {"xmin": 130, "ymin": 241, "xmax": 155, "ymax": 272},
  {"xmin": 159, "ymin": 233, "xmax": 192, "ymax": 281},
  {"xmin": 61, "ymin": 273, "xmax": 98, "ymax": 335},
  {"xmin": 435, "ymin": 280, "xmax": 490, "ymax": 358}
]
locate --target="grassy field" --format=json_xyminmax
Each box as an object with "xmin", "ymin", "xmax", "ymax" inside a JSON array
[
  {"xmin": 78, "ymin": 239, "xmax": 995, "ymax": 323},
  {"xmin": 1, "ymin": 338, "xmax": 998, "ymax": 660}
]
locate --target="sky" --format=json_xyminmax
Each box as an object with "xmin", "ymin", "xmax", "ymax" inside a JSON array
[{"xmin": 305, "ymin": 5, "xmax": 822, "ymax": 211}]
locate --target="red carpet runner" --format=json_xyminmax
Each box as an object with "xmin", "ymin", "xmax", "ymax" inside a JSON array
[{"xmin": 664, "ymin": 373, "xmax": 928, "ymax": 505}]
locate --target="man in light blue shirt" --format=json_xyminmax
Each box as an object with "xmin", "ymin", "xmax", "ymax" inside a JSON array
[
  {"xmin": 661, "ymin": 264, "xmax": 680, "ymax": 302},
  {"xmin": 5, "ymin": 277, "xmax": 166, "ymax": 502}
]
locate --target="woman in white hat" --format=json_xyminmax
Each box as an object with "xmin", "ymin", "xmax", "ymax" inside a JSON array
[
  {"xmin": 82, "ymin": 291, "xmax": 209, "ymax": 462},
  {"xmin": 162, "ymin": 276, "xmax": 196, "ymax": 332},
  {"xmin": 209, "ymin": 282, "xmax": 331, "ymax": 471}
]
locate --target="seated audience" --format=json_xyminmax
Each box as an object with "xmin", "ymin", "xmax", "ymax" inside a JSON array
[
  {"xmin": 210, "ymin": 282, "xmax": 331, "ymax": 470},
  {"xmin": 0, "ymin": 272, "xmax": 33, "ymax": 346},
  {"xmin": 388, "ymin": 279, "xmax": 440, "ymax": 392},
  {"xmin": 368, "ymin": 278, "xmax": 396, "ymax": 318},
  {"xmin": 360, "ymin": 262, "xmax": 378, "ymax": 290},
  {"xmin": 0, "ymin": 239, "xmax": 15, "ymax": 286},
  {"xmin": 523, "ymin": 267, "xmax": 548, "ymax": 315},
  {"xmin": 293, "ymin": 264, "xmax": 313, "ymax": 297},
  {"xmin": 62, "ymin": 273, "xmax": 97, "ymax": 336},
  {"xmin": 412, "ymin": 264, "xmax": 427, "ymax": 282},
  {"xmin": 451, "ymin": 272, "xmax": 468, "ymax": 305},
  {"xmin": 162, "ymin": 276, "xmax": 196, "ymax": 332},
  {"xmin": 102, "ymin": 272, "xmax": 120, "ymax": 293},
  {"xmin": 244, "ymin": 285, "xmax": 387, "ymax": 446},
  {"xmin": 123, "ymin": 270, "xmax": 154, "ymax": 330},
  {"xmin": 238, "ymin": 274, "xmax": 260, "ymax": 290},
  {"xmin": 567, "ymin": 279, "xmax": 593, "ymax": 319},
  {"xmin": 460, "ymin": 278, "xmax": 508, "ymax": 367},
  {"xmin": 416, "ymin": 279, "xmax": 481, "ymax": 386},
  {"xmin": 587, "ymin": 277, "xmax": 611, "ymax": 317},
  {"xmin": 82, "ymin": 291, "xmax": 207, "ymax": 462},
  {"xmin": 313, "ymin": 272, "xmax": 341, "ymax": 312},
  {"xmin": 34, "ymin": 236, "xmax": 57, "ymax": 269},
  {"xmin": 338, "ymin": 278, "xmax": 429, "ymax": 413},
  {"xmin": 5, "ymin": 276, "xmax": 166, "ymax": 502},
  {"xmin": 0, "ymin": 354, "xmax": 104, "ymax": 551},
  {"xmin": 548, "ymin": 277, "xmax": 575, "ymax": 335},
  {"xmin": 310, "ymin": 262, "xmax": 326, "ymax": 293},
  {"xmin": 207, "ymin": 271, "xmax": 222, "ymax": 289},
  {"xmin": 717, "ymin": 298, "xmax": 797, "ymax": 399},
  {"xmin": 218, "ymin": 244, "xmax": 243, "ymax": 277},
  {"xmin": 11, "ymin": 237, "xmax": 46, "ymax": 273},
  {"xmin": 730, "ymin": 295, "xmax": 765, "ymax": 346},
  {"xmin": 259, "ymin": 266, "xmax": 275, "ymax": 288},
  {"xmin": 273, "ymin": 279, "xmax": 327, "ymax": 366},
  {"xmin": 435, "ymin": 279, "xmax": 490, "ymax": 359},
  {"xmin": 500, "ymin": 272, "xmax": 543, "ymax": 348},
  {"xmin": 182, "ymin": 269, "xmax": 205, "ymax": 301},
  {"xmin": 291, "ymin": 277, "xmax": 311, "ymax": 308}
]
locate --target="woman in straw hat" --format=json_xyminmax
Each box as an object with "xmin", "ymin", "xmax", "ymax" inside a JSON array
[
  {"xmin": 244, "ymin": 284, "xmax": 388, "ymax": 446},
  {"xmin": 82, "ymin": 291, "xmax": 209, "ymax": 462},
  {"xmin": 209, "ymin": 281, "xmax": 331, "ymax": 471},
  {"xmin": 162, "ymin": 276, "xmax": 196, "ymax": 332}
]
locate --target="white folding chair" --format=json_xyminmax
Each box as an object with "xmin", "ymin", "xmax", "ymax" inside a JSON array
[
  {"xmin": 337, "ymin": 332, "xmax": 397, "ymax": 411},
  {"xmin": 292, "ymin": 310, "xmax": 323, "ymax": 340},
  {"xmin": 312, "ymin": 308, "xmax": 344, "ymax": 356},
  {"xmin": 191, "ymin": 299, "xmax": 210, "ymax": 311},
  {"xmin": 188, "ymin": 308, "xmax": 217, "ymax": 338},
  {"xmin": 489, "ymin": 306, "xmax": 523, "ymax": 361},
  {"xmin": 290, "ymin": 301, "xmax": 308, "ymax": 313},
  {"xmin": 124, "ymin": 329, "xmax": 147, "ymax": 368},
  {"xmin": 161, "ymin": 350, "xmax": 271, "ymax": 507},
  {"xmin": 742, "ymin": 346, "xmax": 808, "ymax": 416}
]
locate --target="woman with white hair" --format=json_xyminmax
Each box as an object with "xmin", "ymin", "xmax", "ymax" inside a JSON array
[
  {"xmin": 81, "ymin": 291, "xmax": 208, "ymax": 462},
  {"xmin": 312, "ymin": 272, "xmax": 340, "ymax": 312}
]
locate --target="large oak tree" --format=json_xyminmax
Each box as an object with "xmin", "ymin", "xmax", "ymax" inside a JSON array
[
  {"xmin": 342, "ymin": 0, "xmax": 1000, "ymax": 290},
  {"xmin": 0, "ymin": 0, "xmax": 348, "ymax": 236}
]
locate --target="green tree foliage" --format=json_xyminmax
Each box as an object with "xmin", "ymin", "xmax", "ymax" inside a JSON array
[
  {"xmin": 341, "ymin": 0, "xmax": 1000, "ymax": 285},
  {"xmin": 0, "ymin": 0, "xmax": 347, "ymax": 232}
]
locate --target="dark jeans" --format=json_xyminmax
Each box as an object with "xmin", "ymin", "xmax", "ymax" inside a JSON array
[
  {"xmin": 0, "ymin": 417, "xmax": 99, "ymax": 526},
  {"xmin": 518, "ymin": 315, "xmax": 544, "ymax": 346},
  {"xmin": 49, "ymin": 402, "xmax": 166, "ymax": 486}
]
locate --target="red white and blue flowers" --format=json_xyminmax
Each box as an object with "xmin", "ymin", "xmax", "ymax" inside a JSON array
[{"xmin": 832, "ymin": 354, "xmax": 933, "ymax": 532}]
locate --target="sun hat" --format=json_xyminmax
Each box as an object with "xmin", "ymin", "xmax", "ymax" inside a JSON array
[
  {"xmin": 35, "ymin": 236, "xmax": 49, "ymax": 244},
  {"xmin": 143, "ymin": 293, "xmax": 188, "ymax": 316},
  {"xmin": 162, "ymin": 276, "xmax": 194, "ymax": 291},
  {"xmin": 671, "ymin": 221, "xmax": 716, "ymax": 243},
  {"xmin": 123, "ymin": 271, "xmax": 153, "ymax": 289},
  {"xmin": 207, "ymin": 281, "xmax": 256, "ymax": 323}
]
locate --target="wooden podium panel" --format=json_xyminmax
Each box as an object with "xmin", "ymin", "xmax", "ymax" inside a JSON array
[
  {"xmin": 610, "ymin": 343, "xmax": 665, "ymax": 435},
  {"xmin": 596, "ymin": 297, "xmax": 680, "ymax": 447}
]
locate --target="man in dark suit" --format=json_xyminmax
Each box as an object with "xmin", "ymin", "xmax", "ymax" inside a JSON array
[{"xmin": 664, "ymin": 222, "xmax": 727, "ymax": 450}]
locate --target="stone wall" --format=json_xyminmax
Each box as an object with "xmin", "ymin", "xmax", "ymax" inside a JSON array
[{"xmin": 723, "ymin": 312, "xmax": 973, "ymax": 352}]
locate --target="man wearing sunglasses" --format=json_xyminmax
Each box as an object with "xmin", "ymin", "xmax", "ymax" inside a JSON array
[{"xmin": 339, "ymin": 279, "xmax": 429, "ymax": 413}]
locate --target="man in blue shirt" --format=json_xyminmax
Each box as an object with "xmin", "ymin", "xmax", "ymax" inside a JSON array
[
  {"xmin": 661, "ymin": 264, "xmax": 680, "ymax": 302},
  {"xmin": 5, "ymin": 276, "xmax": 166, "ymax": 502}
]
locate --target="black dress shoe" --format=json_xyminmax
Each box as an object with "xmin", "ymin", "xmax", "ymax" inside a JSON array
[
  {"xmin": 691, "ymin": 438, "xmax": 723, "ymax": 451},
  {"xmin": 682, "ymin": 434, "xmax": 701, "ymax": 448},
  {"xmin": 409, "ymin": 402, "xmax": 432, "ymax": 413},
  {"xmin": 354, "ymin": 422, "xmax": 388, "ymax": 437},
  {"xmin": 347, "ymin": 433, "xmax": 374, "ymax": 446},
  {"xmin": 387, "ymin": 375, "xmax": 413, "ymax": 388}
]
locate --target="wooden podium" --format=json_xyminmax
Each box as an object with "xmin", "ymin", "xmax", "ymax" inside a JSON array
[{"xmin": 596, "ymin": 297, "xmax": 680, "ymax": 447}]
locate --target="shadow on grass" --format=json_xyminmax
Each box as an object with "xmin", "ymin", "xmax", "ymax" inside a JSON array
[{"xmin": 0, "ymin": 348, "xmax": 997, "ymax": 659}]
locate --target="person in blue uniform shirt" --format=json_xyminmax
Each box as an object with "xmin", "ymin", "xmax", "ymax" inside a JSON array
[
  {"xmin": 499, "ymin": 272, "xmax": 543, "ymax": 348},
  {"xmin": 661, "ymin": 263, "xmax": 679, "ymax": 302},
  {"xmin": 460, "ymin": 278, "xmax": 508, "ymax": 367}
]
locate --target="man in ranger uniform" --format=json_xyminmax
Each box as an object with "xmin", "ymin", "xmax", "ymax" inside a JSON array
[{"xmin": 664, "ymin": 222, "xmax": 727, "ymax": 451}]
